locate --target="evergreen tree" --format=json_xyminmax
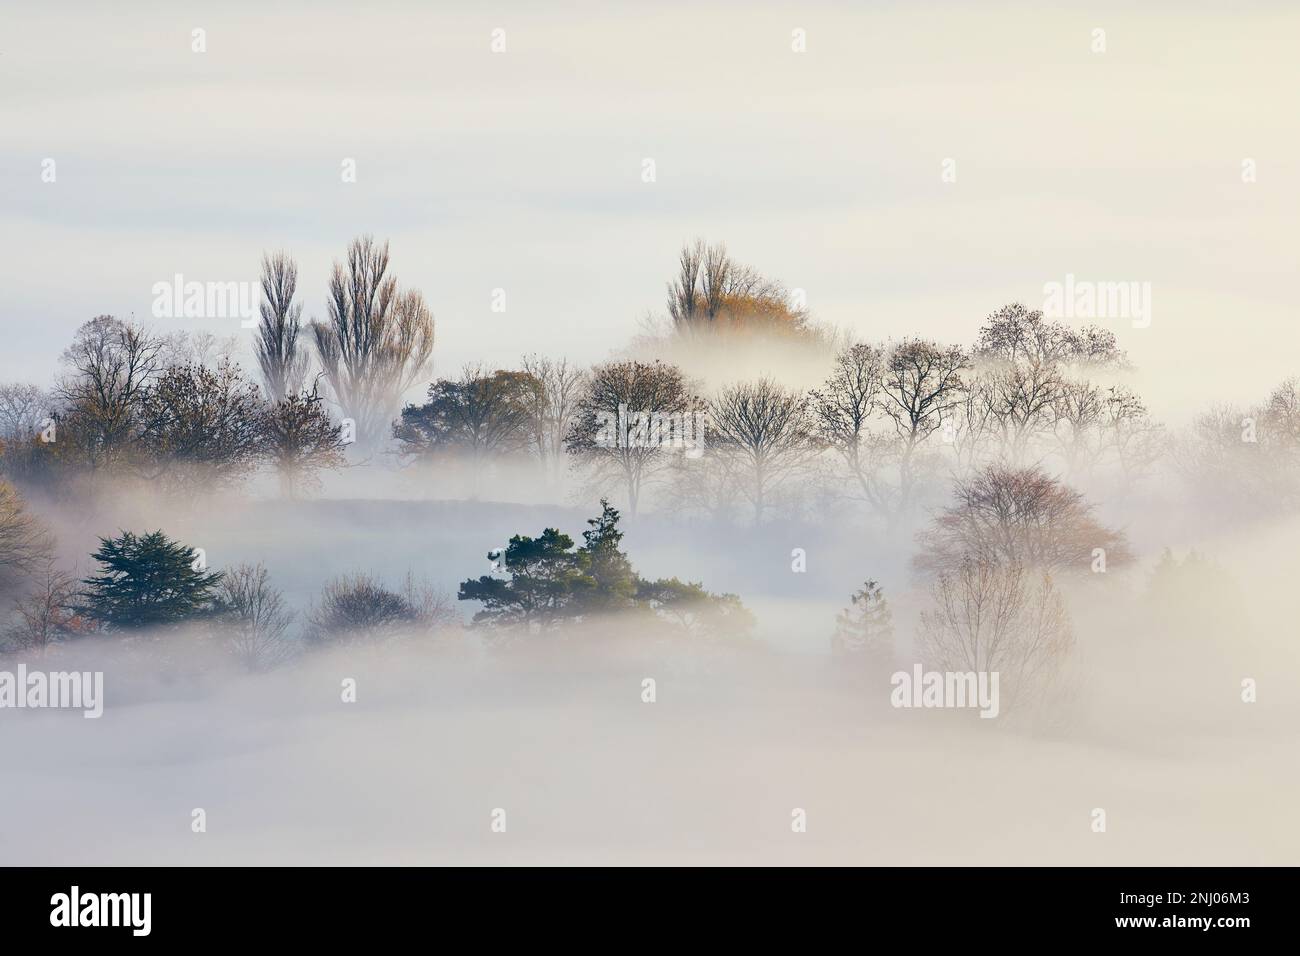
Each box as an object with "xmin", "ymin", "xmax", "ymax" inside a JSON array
[
  {"xmin": 636, "ymin": 577, "xmax": 754, "ymax": 638},
  {"xmin": 578, "ymin": 498, "xmax": 638, "ymax": 611},
  {"xmin": 79, "ymin": 530, "xmax": 224, "ymax": 630},
  {"xmin": 457, "ymin": 528, "xmax": 590, "ymax": 629},
  {"xmin": 831, "ymin": 580, "xmax": 894, "ymax": 658},
  {"xmin": 457, "ymin": 500, "xmax": 753, "ymax": 638}
]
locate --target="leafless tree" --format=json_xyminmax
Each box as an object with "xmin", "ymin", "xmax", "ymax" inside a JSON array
[
  {"xmin": 811, "ymin": 343, "xmax": 886, "ymax": 506},
  {"xmin": 0, "ymin": 481, "xmax": 52, "ymax": 599},
  {"xmin": 1260, "ymin": 377, "xmax": 1300, "ymax": 466},
  {"xmin": 307, "ymin": 571, "xmax": 456, "ymax": 644},
  {"xmin": 0, "ymin": 384, "xmax": 53, "ymax": 481},
  {"xmin": 136, "ymin": 360, "xmax": 265, "ymax": 493},
  {"xmin": 878, "ymin": 339, "xmax": 968, "ymax": 519},
  {"xmin": 975, "ymin": 302, "xmax": 1126, "ymax": 369},
  {"xmin": 1098, "ymin": 385, "xmax": 1164, "ymax": 485},
  {"xmin": 5, "ymin": 558, "xmax": 85, "ymax": 655},
  {"xmin": 709, "ymin": 378, "xmax": 819, "ymax": 524},
  {"xmin": 668, "ymin": 446, "xmax": 743, "ymax": 524},
  {"xmin": 520, "ymin": 354, "xmax": 587, "ymax": 476},
  {"xmin": 218, "ymin": 563, "xmax": 296, "ymax": 671},
  {"xmin": 56, "ymin": 316, "xmax": 163, "ymax": 473},
  {"xmin": 947, "ymin": 378, "xmax": 1000, "ymax": 478},
  {"xmin": 919, "ymin": 560, "xmax": 1073, "ymax": 712},
  {"xmin": 976, "ymin": 361, "xmax": 1064, "ymax": 465},
  {"xmin": 260, "ymin": 384, "xmax": 347, "ymax": 498},
  {"xmin": 915, "ymin": 464, "xmax": 1132, "ymax": 575},
  {"xmin": 667, "ymin": 239, "xmax": 806, "ymax": 338},
  {"xmin": 159, "ymin": 330, "xmax": 239, "ymax": 369},
  {"xmin": 0, "ymin": 384, "xmax": 51, "ymax": 442},
  {"xmin": 566, "ymin": 360, "xmax": 699, "ymax": 515},
  {"xmin": 255, "ymin": 251, "xmax": 310, "ymax": 402},
  {"xmin": 310, "ymin": 236, "xmax": 435, "ymax": 451},
  {"xmin": 1049, "ymin": 377, "xmax": 1107, "ymax": 477},
  {"xmin": 1175, "ymin": 380, "xmax": 1300, "ymax": 515}
]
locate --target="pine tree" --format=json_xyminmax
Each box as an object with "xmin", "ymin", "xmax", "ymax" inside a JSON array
[
  {"xmin": 579, "ymin": 498, "xmax": 638, "ymax": 611},
  {"xmin": 831, "ymin": 580, "xmax": 894, "ymax": 659},
  {"xmin": 78, "ymin": 530, "xmax": 224, "ymax": 630}
]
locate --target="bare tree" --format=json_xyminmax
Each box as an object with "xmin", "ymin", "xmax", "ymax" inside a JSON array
[
  {"xmin": 0, "ymin": 480, "xmax": 52, "ymax": 599},
  {"xmin": 878, "ymin": 339, "xmax": 968, "ymax": 520},
  {"xmin": 709, "ymin": 378, "xmax": 819, "ymax": 524},
  {"xmin": 975, "ymin": 302, "xmax": 1126, "ymax": 369},
  {"xmin": 520, "ymin": 354, "xmax": 587, "ymax": 477},
  {"xmin": 159, "ymin": 330, "xmax": 239, "ymax": 369},
  {"xmin": 0, "ymin": 384, "xmax": 51, "ymax": 442},
  {"xmin": 56, "ymin": 316, "xmax": 163, "ymax": 473},
  {"xmin": 1050, "ymin": 377, "xmax": 1107, "ymax": 477},
  {"xmin": 1099, "ymin": 385, "xmax": 1164, "ymax": 486},
  {"xmin": 307, "ymin": 571, "xmax": 455, "ymax": 644},
  {"xmin": 310, "ymin": 236, "xmax": 434, "ymax": 451},
  {"xmin": 919, "ymin": 560, "xmax": 1073, "ymax": 712},
  {"xmin": 0, "ymin": 384, "xmax": 53, "ymax": 482},
  {"xmin": 915, "ymin": 464, "xmax": 1132, "ymax": 575},
  {"xmin": 668, "ymin": 444, "xmax": 743, "ymax": 524},
  {"xmin": 5, "ymin": 558, "xmax": 85, "ymax": 656},
  {"xmin": 218, "ymin": 563, "xmax": 295, "ymax": 671},
  {"xmin": 976, "ymin": 360, "xmax": 1063, "ymax": 465},
  {"xmin": 136, "ymin": 360, "xmax": 266, "ymax": 493},
  {"xmin": 260, "ymin": 385, "xmax": 347, "ymax": 498},
  {"xmin": 666, "ymin": 239, "xmax": 806, "ymax": 338},
  {"xmin": 566, "ymin": 360, "xmax": 698, "ymax": 515},
  {"xmin": 811, "ymin": 343, "xmax": 886, "ymax": 508},
  {"xmin": 255, "ymin": 251, "xmax": 310, "ymax": 402},
  {"xmin": 1175, "ymin": 380, "xmax": 1300, "ymax": 516}
]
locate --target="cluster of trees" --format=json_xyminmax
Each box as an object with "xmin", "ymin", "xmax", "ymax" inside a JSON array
[
  {"xmin": 0, "ymin": 523, "xmax": 457, "ymax": 669},
  {"xmin": 1172, "ymin": 377, "xmax": 1300, "ymax": 516},
  {"xmin": 458, "ymin": 499, "xmax": 752, "ymax": 638},
  {"xmin": 398, "ymin": 300, "xmax": 1167, "ymax": 527},
  {"xmin": 4, "ymin": 235, "xmax": 1298, "ymax": 709},
  {"xmin": 0, "ymin": 318, "xmax": 345, "ymax": 500},
  {"xmin": 0, "ymin": 500, "xmax": 747, "ymax": 665},
  {"xmin": 0, "ymin": 234, "xmax": 442, "ymax": 499},
  {"xmin": 6, "ymin": 236, "xmax": 1293, "ymax": 534},
  {"xmin": 830, "ymin": 461, "xmax": 1129, "ymax": 708}
]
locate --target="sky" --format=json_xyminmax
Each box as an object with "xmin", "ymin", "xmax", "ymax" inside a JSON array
[{"xmin": 2, "ymin": 1, "xmax": 1297, "ymax": 418}]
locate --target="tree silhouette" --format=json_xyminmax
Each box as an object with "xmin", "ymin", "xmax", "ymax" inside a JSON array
[{"xmin": 78, "ymin": 530, "xmax": 223, "ymax": 630}]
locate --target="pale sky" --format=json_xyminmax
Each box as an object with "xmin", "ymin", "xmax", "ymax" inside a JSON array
[{"xmin": 2, "ymin": 1, "xmax": 1297, "ymax": 417}]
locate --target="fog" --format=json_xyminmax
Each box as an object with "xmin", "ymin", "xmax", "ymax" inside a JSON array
[
  {"xmin": 3, "ymin": 0, "xmax": 1298, "ymax": 868},
  {"xmin": 3, "ymin": 463, "xmax": 1297, "ymax": 865}
]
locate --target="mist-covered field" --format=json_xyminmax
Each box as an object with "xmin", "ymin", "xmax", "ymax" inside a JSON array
[
  {"xmin": 2, "ymin": 487, "xmax": 1297, "ymax": 865},
  {"xmin": 3, "ymin": 1, "xmax": 1299, "ymax": 869}
]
